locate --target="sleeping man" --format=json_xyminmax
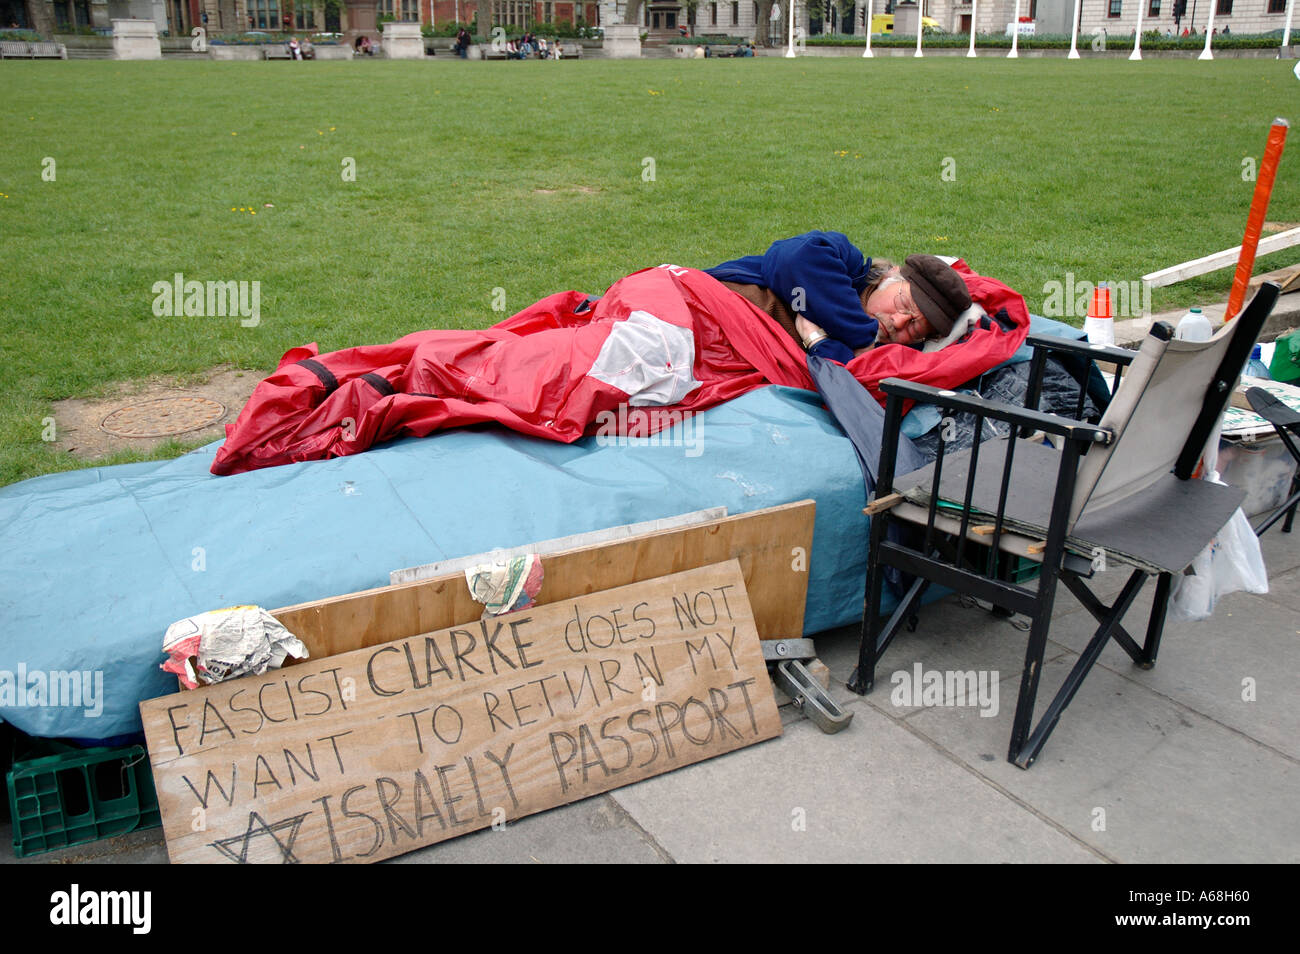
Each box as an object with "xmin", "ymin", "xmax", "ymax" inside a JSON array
[
  {"xmin": 211, "ymin": 232, "xmax": 1031, "ymax": 475},
  {"xmin": 706, "ymin": 231, "xmax": 985, "ymax": 361}
]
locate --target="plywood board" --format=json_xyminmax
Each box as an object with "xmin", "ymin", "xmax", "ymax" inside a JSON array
[
  {"xmin": 141, "ymin": 561, "xmax": 781, "ymax": 864},
  {"xmin": 389, "ymin": 507, "xmax": 728, "ymax": 584},
  {"xmin": 271, "ymin": 499, "xmax": 814, "ymax": 659}
]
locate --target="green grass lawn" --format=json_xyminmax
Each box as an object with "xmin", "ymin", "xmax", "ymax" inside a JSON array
[{"xmin": 1, "ymin": 57, "xmax": 1296, "ymax": 486}]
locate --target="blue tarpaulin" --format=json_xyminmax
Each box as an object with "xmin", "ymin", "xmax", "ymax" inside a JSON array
[{"xmin": 0, "ymin": 386, "xmax": 874, "ymax": 740}]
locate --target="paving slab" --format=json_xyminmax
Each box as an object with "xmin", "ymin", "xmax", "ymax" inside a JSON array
[
  {"xmin": 609, "ymin": 701, "xmax": 1101, "ymax": 864},
  {"xmin": 1259, "ymin": 527, "xmax": 1300, "ymax": 578},
  {"xmin": 905, "ymin": 655, "xmax": 1300, "ymax": 863},
  {"xmin": 392, "ymin": 795, "xmax": 670, "ymax": 864},
  {"xmin": 1262, "ymin": 564, "xmax": 1300, "ymax": 613},
  {"xmin": 814, "ymin": 595, "xmax": 1073, "ymax": 720},
  {"xmin": 1044, "ymin": 585, "xmax": 1300, "ymax": 761}
]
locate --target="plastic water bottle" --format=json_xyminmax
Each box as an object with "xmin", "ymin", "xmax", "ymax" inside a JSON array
[
  {"xmin": 1246, "ymin": 344, "xmax": 1271, "ymax": 379},
  {"xmin": 1174, "ymin": 307, "xmax": 1212, "ymax": 342}
]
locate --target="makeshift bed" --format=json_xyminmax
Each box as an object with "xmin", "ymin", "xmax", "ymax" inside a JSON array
[{"xmin": 0, "ymin": 258, "xmax": 1086, "ymax": 744}]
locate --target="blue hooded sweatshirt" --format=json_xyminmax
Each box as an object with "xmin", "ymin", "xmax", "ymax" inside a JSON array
[{"xmin": 706, "ymin": 230, "xmax": 877, "ymax": 364}]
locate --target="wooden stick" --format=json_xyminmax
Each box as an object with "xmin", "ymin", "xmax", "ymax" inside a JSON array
[{"xmin": 863, "ymin": 492, "xmax": 904, "ymax": 516}]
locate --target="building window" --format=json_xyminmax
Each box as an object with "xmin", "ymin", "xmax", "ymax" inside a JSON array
[
  {"xmin": 1215, "ymin": 0, "xmax": 1231, "ymax": 12},
  {"xmin": 710, "ymin": 2, "xmax": 717, "ymax": 25},
  {"xmin": 1268, "ymin": 0, "xmax": 1285, "ymax": 11},
  {"xmin": 752, "ymin": 1, "xmax": 758, "ymax": 18},
  {"xmin": 1147, "ymin": 0, "xmax": 1160, "ymax": 15},
  {"xmin": 1108, "ymin": 0, "xmax": 1121, "ymax": 17},
  {"xmin": 731, "ymin": 1, "xmax": 738, "ymax": 25},
  {"xmin": 492, "ymin": 1, "xmax": 530, "ymax": 27},
  {"xmin": 248, "ymin": 0, "xmax": 280, "ymax": 28},
  {"xmin": 294, "ymin": 3, "xmax": 315, "ymax": 29},
  {"xmin": 376, "ymin": 0, "xmax": 394, "ymax": 17}
]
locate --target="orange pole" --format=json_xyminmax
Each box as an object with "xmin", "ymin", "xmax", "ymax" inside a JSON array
[{"xmin": 1225, "ymin": 117, "xmax": 1289, "ymax": 322}]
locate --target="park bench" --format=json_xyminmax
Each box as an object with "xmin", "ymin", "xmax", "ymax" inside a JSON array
[
  {"xmin": 263, "ymin": 46, "xmax": 293, "ymax": 59},
  {"xmin": 30, "ymin": 41, "xmax": 67, "ymax": 58},
  {"xmin": 556, "ymin": 42, "xmax": 582, "ymax": 58},
  {"xmin": 467, "ymin": 43, "xmax": 509, "ymax": 59},
  {"xmin": 706, "ymin": 44, "xmax": 739, "ymax": 57},
  {"xmin": 1, "ymin": 40, "xmax": 64, "ymax": 58}
]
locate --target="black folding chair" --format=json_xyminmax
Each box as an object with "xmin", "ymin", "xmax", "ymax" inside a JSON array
[
  {"xmin": 1244, "ymin": 385, "xmax": 1300, "ymax": 536},
  {"xmin": 826, "ymin": 282, "xmax": 1280, "ymax": 769}
]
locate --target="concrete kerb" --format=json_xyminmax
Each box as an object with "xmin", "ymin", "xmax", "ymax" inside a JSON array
[{"xmin": 1112, "ymin": 285, "xmax": 1300, "ymax": 348}]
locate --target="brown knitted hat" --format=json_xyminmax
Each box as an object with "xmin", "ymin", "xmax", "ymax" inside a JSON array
[{"xmin": 899, "ymin": 255, "xmax": 971, "ymax": 337}]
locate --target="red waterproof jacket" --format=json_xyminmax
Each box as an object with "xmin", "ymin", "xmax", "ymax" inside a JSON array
[{"xmin": 211, "ymin": 262, "xmax": 1029, "ymax": 476}]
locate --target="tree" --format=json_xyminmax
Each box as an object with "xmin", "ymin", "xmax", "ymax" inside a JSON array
[
  {"xmin": 754, "ymin": 0, "xmax": 775, "ymax": 45},
  {"xmin": 680, "ymin": 0, "xmax": 698, "ymax": 34},
  {"xmin": 24, "ymin": 0, "xmax": 54, "ymax": 36}
]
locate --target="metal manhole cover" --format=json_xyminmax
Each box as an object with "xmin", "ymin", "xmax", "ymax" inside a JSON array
[{"xmin": 100, "ymin": 396, "xmax": 227, "ymax": 438}]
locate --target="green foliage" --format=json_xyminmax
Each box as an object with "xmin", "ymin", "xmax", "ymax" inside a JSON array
[
  {"xmin": 0, "ymin": 59, "xmax": 1296, "ymax": 485},
  {"xmin": 209, "ymin": 33, "xmax": 278, "ymax": 45}
]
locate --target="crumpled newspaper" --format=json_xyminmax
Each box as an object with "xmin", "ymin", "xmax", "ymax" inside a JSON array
[
  {"xmin": 161, "ymin": 605, "xmax": 309, "ymax": 689},
  {"xmin": 465, "ymin": 554, "xmax": 544, "ymax": 616}
]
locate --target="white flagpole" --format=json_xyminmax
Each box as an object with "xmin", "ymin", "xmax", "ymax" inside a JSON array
[
  {"xmin": 1283, "ymin": 0, "xmax": 1294, "ymax": 49},
  {"xmin": 1008, "ymin": 0, "xmax": 1020, "ymax": 57},
  {"xmin": 1198, "ymin": 2, "xmax": 1216, "ymax": 59},
  {"xmin": 967, "ymin": 0, "xmax": 976, "ymax": 56},
  {"xmin": 786, "ymin": 0, "xmax": 796, "ymax": 56},
  {"xmin": 863, "ymin": 0, "xmax": 873, "ymax": 56},
  {"xmin": 1068, "ymin": 0, "xmax": 1081, "ymax": 58},
  {"xmin": 1130, "ymin": 0, "xmax": 1144, "ymax": 59},
  {"xmin": 914, "ymin": 1, "xmax": 923, "ymax": 56}
]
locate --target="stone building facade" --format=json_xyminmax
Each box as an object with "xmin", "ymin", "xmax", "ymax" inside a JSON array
[{"xmin": 665, "ymin": 0, "xmax": 1291, "ymax": 37}]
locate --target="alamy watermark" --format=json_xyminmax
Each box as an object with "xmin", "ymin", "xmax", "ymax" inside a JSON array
[
  {"xmin": 890, "ymin": 663, "xmax": 999, "ymax": 717},
  {"xmin": 1040, "ymin": 274, "xmax": 1151, "ymax": 320},
  {"xmin": 0, "ymin": 665, "xmax": 104, "ymax": 717},
  {"xmin": 593, "ymin": 405, "xmax": 704, "ymax": 458},
  {"xmin": 50, "ymin": 884, "xmax": 150, "ymax": 934},
  {"xmin": 151, "ymin": 272, "xmax": 260, "ymax": 327}
]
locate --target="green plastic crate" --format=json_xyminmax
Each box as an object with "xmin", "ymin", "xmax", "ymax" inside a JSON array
[{"xmin": 7, "ymin": 744, "xmax": 160, "ymax": 858}]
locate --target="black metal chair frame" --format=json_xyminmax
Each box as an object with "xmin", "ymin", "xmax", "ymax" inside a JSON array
[
  {"xmin": 846, "ymin": 283, "xmax": 1280, "ymax": 769},
  {"xmin": 1244, "ymin": 385, "xmax": 1300, "ymax": 536}
]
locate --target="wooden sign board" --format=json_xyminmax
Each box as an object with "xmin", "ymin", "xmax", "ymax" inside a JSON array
[
  {"xmin": 141, "ymin": 560, "xmax": 781, "ymax": 864},
  {"xmin": 269, "ymin": 499, "xmax": 815, "ymax": 660}
]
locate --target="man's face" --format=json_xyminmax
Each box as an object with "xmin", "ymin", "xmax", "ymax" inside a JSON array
[{"xmin": 866, "ymin": 277, "xmax": 936, "ymax": 346}]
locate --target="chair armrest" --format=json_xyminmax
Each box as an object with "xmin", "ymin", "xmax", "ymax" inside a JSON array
[
  {"xmin": 880, "ymin": 377, "xmax": 1113, "ymax": 444},
  {"xmin": 1026, "ymin": 333, "xmax": 1136, "ymax": 369},
  {"xmin": 1022, "ymin": 332, "xmax": 1142, "ymax": 433}
]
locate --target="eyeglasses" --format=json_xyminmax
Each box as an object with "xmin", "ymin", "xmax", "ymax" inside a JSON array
[{"xmin": 890, "ymin": 283, "xmax": 924, "ymax": 323}]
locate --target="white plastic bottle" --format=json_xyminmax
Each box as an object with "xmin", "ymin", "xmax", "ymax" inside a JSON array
[{"xmin": 1174, "ymin": 306, "xmax": 1212, "ymax": 342}]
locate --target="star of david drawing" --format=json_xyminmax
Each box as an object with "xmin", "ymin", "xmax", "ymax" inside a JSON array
[{"xmin": 211, "ymin": 810, "xmax": 309, "ymax": 863}]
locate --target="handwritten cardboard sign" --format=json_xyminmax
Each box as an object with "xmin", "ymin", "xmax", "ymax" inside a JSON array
[{"xmin": 140, "ymin": 560, "xmax": 781, "ymax": 863}]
